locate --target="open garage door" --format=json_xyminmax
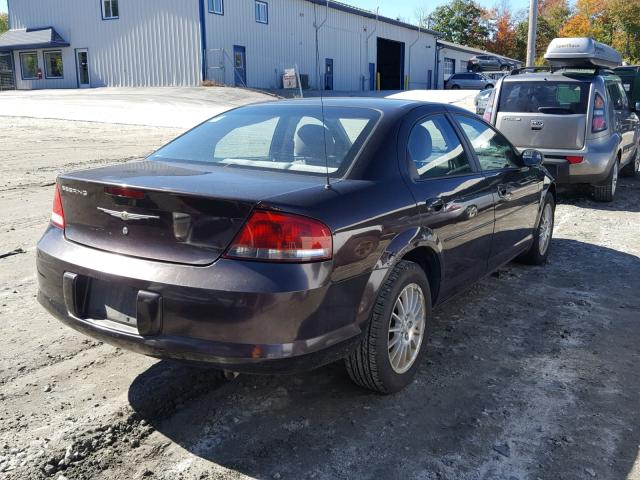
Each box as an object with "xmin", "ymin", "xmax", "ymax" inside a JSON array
[
  {"xmin": 0, "ymin": 52, "xmax": 15, "ymax": 91},
  {"xmin": 376, "ymin": 38, "xmax": 405, "ymax": 90}
]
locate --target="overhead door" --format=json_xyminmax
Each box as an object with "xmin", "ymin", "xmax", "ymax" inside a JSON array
[{"xmin": 0, "ymin": 52, "xmax": 15, "ymax": 91}]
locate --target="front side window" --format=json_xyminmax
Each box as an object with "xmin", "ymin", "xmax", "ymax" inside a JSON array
[
  {"xmin": 255, "ymin": 1, "xmax": 268, "ymax": 24},
  {"xmin": 407, "ymin": 115, "xmax": 472, "ymax": 179},
  {"xmin": 150, "ymin": 105, "xmax": 380, "ymax": 177},
  {"xmin": 43, "ymin": 51, "xmax": 63, "ymax": 79},
  {"xmin": 454, "ymin": 115, "xmax": 520, "ymax": 171},
  {"xmin": 102, "ymin": 0, "xmax": 119, "ymax": 19},
  {"xmin": 20, "ymin": 52, "xmax": 38, "ymax": 80},
  {"xmin": 208, "ymin": 0, "xmax": 223, "ymax": 15}
]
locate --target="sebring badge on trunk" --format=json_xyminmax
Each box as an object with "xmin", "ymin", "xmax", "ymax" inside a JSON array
[{"xmin": 96, "ymin": 207, "xmax": 159, "ymax": 222}]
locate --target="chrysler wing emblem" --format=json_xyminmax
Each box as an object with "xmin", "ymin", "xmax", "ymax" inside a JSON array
[{"xmin": 97, "ymin": 207, "xmax": 159, "ymax": 221}]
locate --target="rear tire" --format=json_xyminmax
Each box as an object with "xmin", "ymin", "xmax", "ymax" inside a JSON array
[
  {"xmin": 620, "ymin": 149, "xmax": 639, "ymax": 177},
  {"xmin": 593, "ymin": 160, "xmax": 618, "ymax": 202},
  {"xmin": 518, "ymin": 192, "xmax": 555, "ymax": 265},
  {"xmin": 345, "ymin": 260, "xmax": 431, "ymax": 394}
]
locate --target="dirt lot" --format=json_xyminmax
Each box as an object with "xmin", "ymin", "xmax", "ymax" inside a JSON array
[{"xmin": 1, "ymin": 116, "xmax": 639, "ymax": 480}]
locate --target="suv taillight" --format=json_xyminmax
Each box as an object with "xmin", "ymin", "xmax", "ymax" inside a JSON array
[
  {"xmin": 225, "ymin": 210, "xmax": 332, "ymax": 263},
  {"xmin": 51, "ymin": 184, "xmax": 65, "ymax": 229},
  {"xmin": 483, "ymin": 88, "xmax": 497, "ymax": 122},
  {"xmin": 592, "ymin": 93, "xmax": 607, "ymax": 133}
]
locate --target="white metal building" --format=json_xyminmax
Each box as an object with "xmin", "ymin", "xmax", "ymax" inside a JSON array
[
  {"xmin": 436, "ymin": 40, "xmax": 523, "ymax": 87},
  {"xmin": 1, "ymin": 0, "xmax": 443, "ymax": 92}
]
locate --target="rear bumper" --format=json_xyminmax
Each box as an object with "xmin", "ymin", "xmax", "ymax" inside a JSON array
[
  {"xmin": 533, "ymin": 137, "xmax": 618, "ymax": 186},
  {"xmin": 36, "ymin": 227, "xmax": 367, "ymax": 373}
]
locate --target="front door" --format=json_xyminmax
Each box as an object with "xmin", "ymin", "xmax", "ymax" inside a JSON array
[
  {"xmin": 325, "ymin": 58, "xmax": 333, "ymax": 91},
  {"xmin": 76, "ymin": 49, "xmax": 90, "ymax": 88},
  {"xmin": 0, "ymin": 52, "xmax": 15, "ymax": 91},
  {"xmin": 453, "ymin": 113, "xmax": 543, "ymax": 270},
  {"xmin": 233, "ymin": 45, "xmax": 246, "ymax": 87},
  {"xmin": 401, "ymin": 110, "xmax": 496, "ymax": 300}
]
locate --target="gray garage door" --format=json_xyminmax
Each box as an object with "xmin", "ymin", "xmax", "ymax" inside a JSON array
[{"xmin": 0, "ymin": 52, "xmax": 16, "ymax": 91}]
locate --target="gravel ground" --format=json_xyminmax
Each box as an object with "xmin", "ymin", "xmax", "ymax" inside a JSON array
[{"xmin": 0, "ymin": 116, "xmax": 639, "ymax": 480}]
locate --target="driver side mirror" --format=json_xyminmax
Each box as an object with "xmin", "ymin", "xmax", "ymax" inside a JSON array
[
  {"xmin": 634, "ymin": 101, "xmax": 640, "ymax": 113},
  {"xmin": 522, "ymin": 149, "xmax": 544, "ymax": 167}
]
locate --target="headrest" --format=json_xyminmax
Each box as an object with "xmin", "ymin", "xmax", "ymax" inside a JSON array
[{"xmin": 408, "ymin": 125, "xmax": 433, "ymax": 162}]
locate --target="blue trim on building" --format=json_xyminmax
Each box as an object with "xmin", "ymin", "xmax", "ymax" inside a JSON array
[{"xmin": 198, "ymin": 0, "xmax": 208, "ymax": 82}]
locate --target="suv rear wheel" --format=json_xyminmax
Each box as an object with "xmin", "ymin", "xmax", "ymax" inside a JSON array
[
  {"xmin": 593, "ymin": 160, "xmax": 618, "ymax": 202},
  {"xmin": 621, "ymin": 149, "xmax": 639, "ymax": 177},
  {"xmin": 346, "ymin": 260, "xmax": 431, "ymax": 394}
]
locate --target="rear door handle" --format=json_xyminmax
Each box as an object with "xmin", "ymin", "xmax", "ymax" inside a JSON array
[
  {"xmin": 426, "ymin": 197, "xmax": 445, "ymax": 213},
  {"xmin": 497, "ymin": 185, "xmax": 513, "ymax": 200}
]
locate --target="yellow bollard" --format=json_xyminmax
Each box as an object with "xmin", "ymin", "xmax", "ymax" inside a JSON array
[{"xmin": 377, "ymin": 72, "xmax": 381, "ymax": 91}]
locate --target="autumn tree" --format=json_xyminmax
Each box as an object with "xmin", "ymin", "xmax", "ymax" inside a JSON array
[
  {"xmin": 426, "ymin": 0, "xmax": 492, "ymax": 49},
  {"xmin": 486, "ymin": 4, "xmax": 518, "ymax": 59}
]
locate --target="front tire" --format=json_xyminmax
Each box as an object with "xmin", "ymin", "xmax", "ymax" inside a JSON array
[
  {"xmin": 593, "ymin": 160, "xmax": 618, "ymax": 202},
  {"xmin": 346, "ymin": 260, "xmax": 431, "ymax": 394},
  {"xmin": 518, "ymin": 192, "xmax": 555, "ymax": 265},
  {"xmin": 451, "ymin": 84, "xmax": 460, "ymax": 89}
]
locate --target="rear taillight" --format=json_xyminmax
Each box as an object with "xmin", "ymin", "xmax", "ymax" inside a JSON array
[
  {"xmin": 225, "ymin": 210, "xmax": 332, "ymax": 263},
  {"xmin": 51, "ymin": 184, "xmax": 65, "ymax": 229},
  {"xmin": 482, "ymin": 88, "xmax": 496, "ymax": 122},
  {"xmin": 592, "ymin": 93, "xmax": 607, "ymax": 133},
  {"xmin": 566, "ymin": 156, "xmax": 584, "ymax": 164}
]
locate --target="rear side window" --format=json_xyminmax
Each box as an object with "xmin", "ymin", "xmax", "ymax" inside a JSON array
[
  {"xmin": 606, "ymin": 81, "xmax": 628, "ymax": 110},
  {"xmin": 498, "ymin": 81, "xmax": 590, "ymax": 114},
  {"xmin": 407, "ymin": 114, "xmax": 471, "ymax": 179},
  {"xmin": 150, "ymin": 105, "xmax": 380, "ymax": 177}
]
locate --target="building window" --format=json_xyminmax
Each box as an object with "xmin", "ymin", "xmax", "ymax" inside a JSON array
[
  {"xmin": 255, "ymin": 1, "xmax": 268, "ymax": 24},
  {"xmin": 102, "ymin": 0, "xmax": 119, "ymax": 19},
  {"xmin": 443, "ymin": 58, "xmax": 455, "ymax": 77},
  {"xmin": 44, "ymin": 51, "xmax": 64, "ymax": 79},
  {"xmin": 208, "ymin": 0, "xmax": 223, "ymax": 15},
  {"xmin": 20, "ymin": 52, "xmax": 39, "ymax": 80}
]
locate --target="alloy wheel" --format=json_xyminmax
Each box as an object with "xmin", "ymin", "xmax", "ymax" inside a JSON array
[
  {"xmin": 388, "ymin": 283, "xmax": 426, "ymax": 374},
  {"xmin": 538, "ymin": 203, "xmax": 553, "ymax": 255}
]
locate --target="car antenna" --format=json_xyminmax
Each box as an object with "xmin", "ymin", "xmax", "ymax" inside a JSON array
[{"xmin": 314, "ymin": 1, "xmax": 331, "ymax": 190}]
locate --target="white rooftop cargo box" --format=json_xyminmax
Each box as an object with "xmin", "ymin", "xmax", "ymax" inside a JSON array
[{"xmin": 544, "ymin": 37, "xmax": 621, "ymax": 68}]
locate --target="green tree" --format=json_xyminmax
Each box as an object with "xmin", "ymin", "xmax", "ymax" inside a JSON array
[
  {"xmin": 426, "ymin": 0, "xmax": 492, "ymax": 49},
  {"xmin": 0, "ymin": 13, "xmax": 9, "ymax": 34}
]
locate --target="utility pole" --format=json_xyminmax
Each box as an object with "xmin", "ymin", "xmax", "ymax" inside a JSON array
[{"xmin": 526, "ymin": 0, "xmax": 538, "ymax": 67}]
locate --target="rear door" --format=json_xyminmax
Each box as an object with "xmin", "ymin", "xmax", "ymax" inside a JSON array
[
  {"xmin": 453, "ymin": 113, "xmax": 542, "ymax": 270},
  {"xmin": 400, "ymin": 110, "xmax": 496, "ymax": 300},
  {"xmin": 495, "ymin": 79, "xmax": 591, "ymax": 150},
  {"xmin": 606, "ymin": 78, "xmax": 638, "ymax": 163}
]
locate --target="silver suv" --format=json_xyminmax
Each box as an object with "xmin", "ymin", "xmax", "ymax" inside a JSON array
[
  {"xmin": 483, "ymin": 70, "xmax": 640, "ymax": 201},
  {"xmin": 445, "ymin": 73, "xmax": 494, "ymax": 90}
]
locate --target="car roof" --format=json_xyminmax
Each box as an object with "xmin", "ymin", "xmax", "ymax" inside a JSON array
[{"xmin": 244, "ymin": 97, "xmax": 466, "ymax": 114}]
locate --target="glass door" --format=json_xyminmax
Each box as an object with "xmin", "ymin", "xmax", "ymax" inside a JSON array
[{"xmin": 76, "ymin": 49, "xmax": 90, "ymax": 88}]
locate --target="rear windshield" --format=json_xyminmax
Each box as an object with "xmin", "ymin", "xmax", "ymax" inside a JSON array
[
  {"xmin": 498, "ymin": 81, "xmax": 591, "ymax": 114},
  {"xmin": 149, "ymin": 105, "xmax": 380, "ymax": 177}
]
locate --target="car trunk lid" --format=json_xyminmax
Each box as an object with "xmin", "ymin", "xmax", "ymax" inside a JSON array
[{"xmin": 59, "ymin": 160, "xmax": 325, "ymax": 265}]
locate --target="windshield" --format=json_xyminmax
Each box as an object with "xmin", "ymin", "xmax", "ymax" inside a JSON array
[
  {"xmin": 498, "ymin": 81, "xmax": 591, "ymax": 114},
  {"xmin": 149, "ymin": 104, "xmax": 380, "ymax": 177}
]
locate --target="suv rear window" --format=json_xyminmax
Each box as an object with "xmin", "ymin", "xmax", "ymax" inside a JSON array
[{"xmin": 498, "ymin": 81, "xmax": 591, "ymax": 114}]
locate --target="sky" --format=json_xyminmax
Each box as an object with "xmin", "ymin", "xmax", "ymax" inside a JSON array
[{"xmin": 0, "ymin": 0, "xmax": 533, "ymax": 18}]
